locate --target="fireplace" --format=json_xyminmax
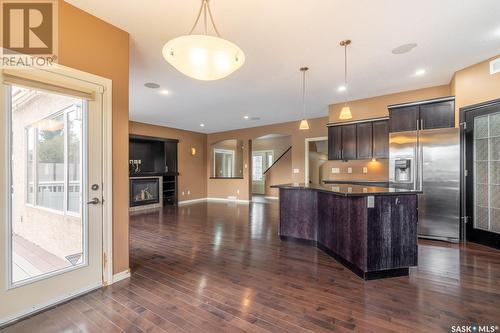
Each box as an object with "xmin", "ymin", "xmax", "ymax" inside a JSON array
[{"xmin": 130, "ymin": 178, "xmax": 160, "ymax": 207}]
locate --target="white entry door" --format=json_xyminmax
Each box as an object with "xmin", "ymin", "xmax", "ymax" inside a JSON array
[{"xmin": 0, "ymin": 68, "xmax": 108, "ymax": 326}]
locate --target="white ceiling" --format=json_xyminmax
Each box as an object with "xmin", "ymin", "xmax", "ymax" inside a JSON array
[{"xmin": 67, "ymin": 0, "xmax": 500, "ymax": 133}]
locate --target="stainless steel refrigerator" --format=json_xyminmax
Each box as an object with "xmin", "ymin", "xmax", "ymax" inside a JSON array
[{"xmin": 389, "ymin": 128, "xmax": 460, "ymax": 242}]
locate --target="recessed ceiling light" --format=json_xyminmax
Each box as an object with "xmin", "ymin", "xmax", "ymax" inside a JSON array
[
  {"xmin": 337, "ymin": 85, "xmax": 347, "ymax": 92},
  {"xmin": 392, "ymin": 43, "xmax": 418, "ymax": 55},
  {"xmin": 160, "ymin": 89, "xmax": 170, "ymax": 95},
  {"xmin": 144, "ymin": 82, "xmax": 160, "ymax": 89},
  {"xmin": 415, "ymin": 69, "xmax": 426, "ymax": 76},
  {"xmin": 243, "ymin": 115, "xmax": 249, "ymax": 120},
  {"xmin": 200, "ymin": 123, "xmax": 205, "ymax": 127}
]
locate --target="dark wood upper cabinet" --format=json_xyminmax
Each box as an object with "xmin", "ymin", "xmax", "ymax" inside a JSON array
[
  {"xmin": 389, "ymin": 105, "xmax": 419, "ymax": 132},
  {"xmin": 328, "ymin": 126, "xmax": 342, "ymax": 160},
  {"xmin": 420, "ymin": 100, "xmax": 455, "ymax": 130},
  {"xmin": 342, "ymin": 124, "xmax": 357, "ymax": 160},
  {"xmin": 328, "ymin": 119, "xmax": 389, "ymax": 161},
  {"xmin": 356, "ymin": 122, "xmax": 373, "ymax": 159},
  {"xmin": 389, "ymin": 99, "xmax": 455, "ymax": 132},
  {"xmin": 372, "ymin": 120, "xmax": 389, "ymax": 158}
]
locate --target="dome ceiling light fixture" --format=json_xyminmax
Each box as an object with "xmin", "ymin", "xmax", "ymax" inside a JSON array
[
  {"xmin": 299, "ymin": 67, "xmax": 310, "ymax": 130},
  {"xmin": 339, "ymin": 39, "xmax": 353, "ymax": 120},
  {"xmin": 162, "ymin": 0, "xmax": 245, "ymax": 81}
]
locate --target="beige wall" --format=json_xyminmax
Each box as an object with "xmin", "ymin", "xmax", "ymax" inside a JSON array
[
  {"xmin": 59, "ymin": 1, "xmax": 130, "ymax": 274},
  {"xmin": 264, "ymin": 149, "xmax": 292, "ymax": 197},
  {"xmin": 452, "ymin": 55, "xmax": 500, "ymax": 116},
  {"xmin": 129, "ymin": 121, "xmax": 207, "ymax": 201},
  {"xmin": 321, "ymin": 159, "xmax": 389, "ymax": 182},
  {"xmin": 207, "ymin": 117, "xmax": 328, "ymax": 200},
  {"xmin": 329, "ymin": 85, "xmax": 451, "ymax": 124}
]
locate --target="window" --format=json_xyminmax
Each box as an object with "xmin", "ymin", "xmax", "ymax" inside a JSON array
[
  {"xmin": 25, "ymin": 106, "xmax": 83, "ymax": 215},
  {"xmin": 252, "ymin": 155, "xmax": 263, "ymax": 181},
  {"xmin": 267, "ymin": 154, "xmax": 274, "ymax": 169}
]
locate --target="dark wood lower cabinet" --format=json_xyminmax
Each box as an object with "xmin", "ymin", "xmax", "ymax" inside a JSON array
[{"xmin": 279, "ymin": 188, "xmax": 418, "ymax": 279}]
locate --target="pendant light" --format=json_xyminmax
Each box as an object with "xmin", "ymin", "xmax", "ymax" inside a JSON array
[
  {"xmin": 339, "ymin": 39, "xmax": 353, "ymax": 120},
  {"xmin": 162, "ymin": 0, "xmax": 245, "ymax": 81},
  {"xmin": 299, "ymin": 67, "xmax": 310, "ymax": 130}
]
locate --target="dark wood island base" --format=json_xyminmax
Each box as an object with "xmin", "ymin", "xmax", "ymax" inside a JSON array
[{"xmin": 273, "ymin": 184, "xmax": 421, "ymax": 280}]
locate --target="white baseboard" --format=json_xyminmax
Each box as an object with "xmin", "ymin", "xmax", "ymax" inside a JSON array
[
  {"xmin": 207, "ymin": 197, "xmax": 250, "ymax": 203},
  {"xmin": 178, "ymin": 198, "xmax": 207, "ymax": 205},
  {"xmin": 179, "ymin": 197, "xmax": 250, "ymax": 205},
  {"xmin": 0, "ymin": 282, "xmax": 101, "ymax": 328},
  {"xmin": 112, "ymin": 269, "xmax": 131, "ymax": 283}
]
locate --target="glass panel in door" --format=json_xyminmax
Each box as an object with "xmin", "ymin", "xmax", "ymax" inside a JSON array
[
  {"xmin": 10, "ymin": 86, "xmax": 86, "ymax": 285},
  {"xmin": 473, "ymin": 111, "xmax": 500, "ymax": 234}
]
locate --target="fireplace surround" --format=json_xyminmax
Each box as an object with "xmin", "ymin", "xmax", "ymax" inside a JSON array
[{"xmin": 129, "ymin": 177, "xmax": 162, "ymax": 211}]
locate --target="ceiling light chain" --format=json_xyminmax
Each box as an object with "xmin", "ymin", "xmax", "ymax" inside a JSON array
[
  {"xmin": 299, "ymin": 67, "xmax": 310, "ymax": 130},
  {"xmin": 189, "ymin": 0, "xmax": 221, "ymax": 37},
  {"xmin": 302, "ymin": 67, "xmax": 307, "ymax": 119}
]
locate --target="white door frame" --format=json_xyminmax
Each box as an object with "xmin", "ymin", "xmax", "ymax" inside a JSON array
[
  {"xmin": 304, "ymin": 136, "xmax": 328, "ymax": 184},
  {"xmin": 0, "ymin": 64, "xmax": 113, "ymax": 325}
]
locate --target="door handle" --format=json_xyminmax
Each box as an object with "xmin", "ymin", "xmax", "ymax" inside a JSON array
[{"xmin": 87, "ymin": 197, "xmax": 101, "ymax": 205}]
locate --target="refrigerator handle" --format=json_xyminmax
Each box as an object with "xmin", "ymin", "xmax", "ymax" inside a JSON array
[
  {"xmin": 414, "ymin": 121, "xmax": 419, "ymax": 191},
  {"xmin": 419, "ymin": 132, "xmax": 423, "ymax": 191}
]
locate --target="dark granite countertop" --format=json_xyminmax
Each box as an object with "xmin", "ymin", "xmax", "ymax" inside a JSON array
[
  {"xmin": 271, "ymin": 183, "xmax": 422, "ymax": 196},
  {"xmin": 323, "ymin": 180, "xmax": 389, "ymax": 187}
]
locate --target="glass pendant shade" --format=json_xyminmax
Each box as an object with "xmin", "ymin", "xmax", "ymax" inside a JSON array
[
  {"xmin": 163, "ymin": 35, "xmax": 245, "ymax": 81},
  {"xmin": 299, "ymin": 119, "xmax": 310, "ymax": 130},
  {"xmin": 339, "ymin": 106, "xmax": 353, "ymax": 120}
]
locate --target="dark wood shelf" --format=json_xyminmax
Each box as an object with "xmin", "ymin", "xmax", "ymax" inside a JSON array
[{"xmin": 130, "ymin": 134, "xmax": 179, "ymax": 206}]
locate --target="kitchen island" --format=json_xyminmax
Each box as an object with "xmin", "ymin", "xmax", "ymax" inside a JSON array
[{"xmin": 271, "ymin": 183, "xmax": 422, "ymax": 280}]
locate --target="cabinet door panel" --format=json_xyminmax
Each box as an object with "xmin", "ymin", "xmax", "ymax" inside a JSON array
[
  {"xmin": 165, "ymin": 141, "xmax": 178, "ymax": 173},
  {"xmin": 372, "ymin": 120, "xmax": 389, "ymax": 158},
  {"xmin": 342, "ymin": 124, "xmax": 357, "ymax": 160},
  {"xmin": 420, "ymin": 101, "xmax": 455, "ymax": 129},
  {"xmin": 356, "ymin": 122, "xmax": 373, "ymax": 159},
  {"xmin": 328, "ymin": 126, "xmax": 342, "ymax": 160},
  {"xmin": 389, "ymin": 106, "xmax": 419, "ymax": 132}
]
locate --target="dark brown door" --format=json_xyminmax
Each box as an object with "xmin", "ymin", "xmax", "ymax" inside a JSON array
[
  {"xmin": 372, "ymin": 120, "xmax": 389, "ymax": 158},
  {"xmin": 464, "ymin": 102, "xmax": 500, "ymax": 249},
  {"xmin": 342, "ymin": 124, "xmax": 357, "ymax": 160},
  {"xmin": 420, "ymin": 100, "xmax": 455, "ymax": 130},
  {"xmin": 328, "ymin": 126, "xmax": 342, "ymax": 160},
  {"xmin": 389, "ymin": 105, "xmax": 419, "ymax": 132},
  {"xmin": 356, "ymin": 122, "xmax": 373, "ymax": 159}
]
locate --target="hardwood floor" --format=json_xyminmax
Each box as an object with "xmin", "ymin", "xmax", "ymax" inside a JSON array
[{"xmin": 3, "ymin": 199, "xmax": 500, "ymax": 332}]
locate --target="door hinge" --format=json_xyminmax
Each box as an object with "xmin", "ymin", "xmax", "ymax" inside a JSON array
[
  {"xmin": 103, "ymin": 252, "xmax": 107, "ymax": 268},
  {"xmin": 464, "ymin": 169, "xmax": 468, "ymax": 177},
  {"xmin": 460, "ymin": 122, "xmax": 467, "ymax": 130},
  {"xmin": 462, "ymin": 216, "xmax": 470, "ymax": 224}
]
